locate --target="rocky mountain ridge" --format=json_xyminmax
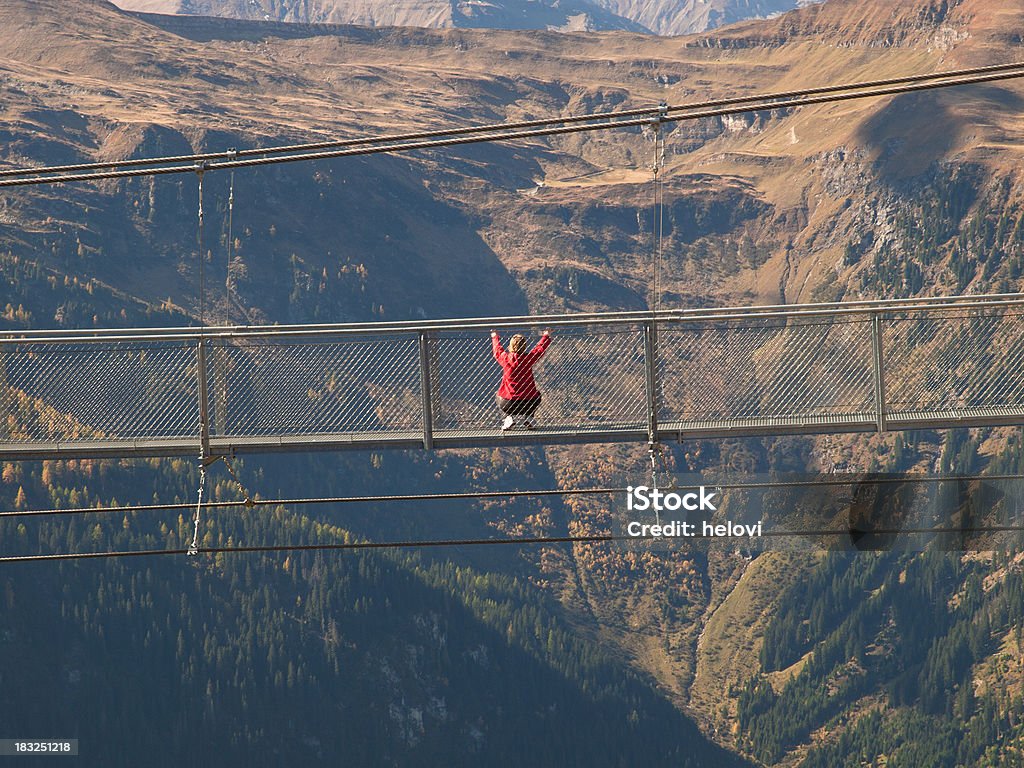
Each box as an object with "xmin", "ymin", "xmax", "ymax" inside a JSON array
[{"xmin": 111, "ymin": 0, "xmax": 818, "ymax": 35}]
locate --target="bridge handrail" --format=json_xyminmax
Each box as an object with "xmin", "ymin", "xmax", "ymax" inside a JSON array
[
  {"xmin": 2, "ymin": 292, "xmax": 1024, "ymax": 345},
  {"xmin": 1, "ymin": 289, "xmax": 1024, "ymax": 458}
]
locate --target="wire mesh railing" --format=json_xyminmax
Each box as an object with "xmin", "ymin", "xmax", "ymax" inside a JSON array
[
  {"xmin": 0, "ymin": 341, "xmax": 198, "ymax": 443},
  {"xmin": 0, "ymin": 296, "xmax": 1022, "ymax": 457},
  {"xmin": 205, "ymin": 335, "xmax": 422, "ymax": 437},
  {"xmin": 884, "ymin": 309, "xmax": 1024, "ymax": 417},
  {"xmin": 658, "ymin": 317, "xmax": 876, "ymax": 426},
  {"xmin": 431, "ymin": 327, "xmax": 647, "ymax": 432}
]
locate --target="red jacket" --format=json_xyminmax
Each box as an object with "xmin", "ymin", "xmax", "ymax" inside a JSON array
[{"xmin": 493, "ymin": 334, "xmax": 550, "ymax": 399}]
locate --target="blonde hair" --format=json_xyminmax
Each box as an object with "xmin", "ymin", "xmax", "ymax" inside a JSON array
[{"xmin": 509, "ymin": 334, "xmax": 528, "ymax": 354}]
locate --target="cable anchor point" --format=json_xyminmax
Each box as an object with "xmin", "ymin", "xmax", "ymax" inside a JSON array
[{"xmin": 649, "ymin": 101, "xmax": 669, "ymax": 128}]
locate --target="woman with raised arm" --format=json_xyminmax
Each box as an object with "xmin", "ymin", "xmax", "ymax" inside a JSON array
[{"xmin": 490, "ymin": 329, "xmax": 552, "ymax": 431}]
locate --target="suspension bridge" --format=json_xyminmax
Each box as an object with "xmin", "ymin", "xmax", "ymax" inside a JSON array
[
  {"xmin": 1, "ymin": 292, "xmax": 1021, "ymax": 462},
  {"xmin": 3, "ymin": 65, "xmax": 1024, "ymax": 561},
  {"xmin": 1, "ymin": 62, "xmax": 1023, "ymax": 466}
]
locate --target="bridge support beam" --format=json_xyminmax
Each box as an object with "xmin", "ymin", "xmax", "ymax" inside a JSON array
[
  {"xmin": 196, "ymin": 338, "xmax": 212, "ymax": 460},
  {"xmin": 418, "ymin": 331, "xmax": 434, "ymax": 450},
  {"xmin": 644, "ymin": 320, "xmax": 659, "ymax": 444},
  {"xmin": 871, "ymin": 314, "xmax": 887, "ymax": 433}
]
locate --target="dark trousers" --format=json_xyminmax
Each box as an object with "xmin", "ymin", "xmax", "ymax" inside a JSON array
[{"xmin": 496, "ymin": 394, "xmax": 541, "ymax": 417}]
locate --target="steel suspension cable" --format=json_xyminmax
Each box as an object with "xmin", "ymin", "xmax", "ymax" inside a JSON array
[
  {"xmin": 2, "ymin": 64, "xmax": 1024, "ymax": 188},
  {"xmin": 0, "ymin": 486, "xmax": 627, "ymax": 519},
  {"xmin": 225, "ymin": 162, "xmax": 236, "ymax": 319},
  {"xmin": 4, "ymin": 289, "xmax": 1021, "ymax": 342},
  {"xmin": 653, "ymin": 112, "xmax": 666, "ymax": 313},
  {"xmin": 190, "ymin": 169, "xmax": 209, "ymax": 555},
  {"xmin": 196, "ymin": 168, "xmax": 206, "ymax": 328},
  {"xmin": 2, "ymin": 61, "xmax": 1024, "ymax": 180},
  {"xmin": 6, "ymin": 521, "xmax": 1024, "ymax": 564},
  {"xmin": 188, "ymin": 463, "xmax": 205, "ymax": 556},
  {"xmin": 648, "ymin": 116, "xmax": 660, "ymax": 312},
  {"xmin": 5, "ymin": 472, "xmax": 1024, "ymax": 521},
  {"xmin": 200, "ymin": 67, "xmax": 1024, "ymax": 172},
  {"xmin": 6, "ymin": 474, "xmax": 1024, "ymax": 561}
]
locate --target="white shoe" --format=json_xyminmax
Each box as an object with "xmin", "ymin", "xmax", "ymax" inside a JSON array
[
  {"xmin": 523, "ymin": 418, "xmax": 536, "ymax": 430},
  {"xmin": 501, "ymin": 416, "xmax": 515, "ymax": 431}
]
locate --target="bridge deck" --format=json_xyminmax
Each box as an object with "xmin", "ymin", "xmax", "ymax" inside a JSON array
[
  {"xmin": 1, "ymin": 408, "xmax": 1022, "ymax": 459},
  {"xmin": 1, "ymin": 296, "xmax": 1023, "ymax": 461}
]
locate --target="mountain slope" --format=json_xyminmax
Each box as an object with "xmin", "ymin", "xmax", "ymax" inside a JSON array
[
  {"xmin": 3, "ymin": 0, "xmax": 1024, "ymax": 765},
  {"xmin": 111, "ymin": 0, "xmax": 649, "ymax": 32},
  {"xmin": 596, "ymin": 0, "xmax": 822, "ymax": 35},
  {"xmin": 109, "ymin": 0, "xmax": 820, "ymax": 34}
]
